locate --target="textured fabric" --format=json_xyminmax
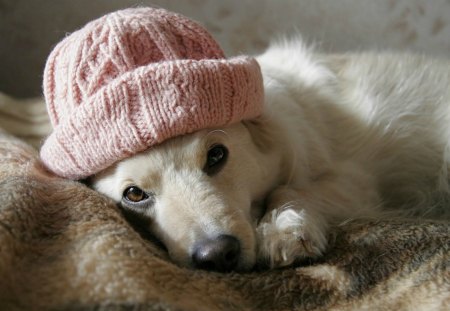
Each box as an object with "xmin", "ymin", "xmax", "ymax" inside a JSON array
[
  {"xmin": 1, "ymin": 129, "xmax": 449, "ymax": 310},
  {"xmin": 40, "ymin": 7, "xmax": 264, "ymax": 179}
]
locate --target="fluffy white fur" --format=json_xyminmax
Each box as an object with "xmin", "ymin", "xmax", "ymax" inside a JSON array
[{"xmin": 92, "ymin": 39, "xmax": 450, "ymax": 271}]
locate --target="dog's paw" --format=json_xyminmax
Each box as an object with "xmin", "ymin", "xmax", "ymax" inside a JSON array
[{"xmin": 256, "ymin": 188, "xmax": 328, "ymax": 268}]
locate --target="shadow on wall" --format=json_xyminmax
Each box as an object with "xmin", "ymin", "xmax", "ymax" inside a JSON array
[{"xmin": 1, "ymin": 0, "xmax": 449, "ymax": 97}]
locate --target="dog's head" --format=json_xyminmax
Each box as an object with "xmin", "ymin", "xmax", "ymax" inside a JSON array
[{"xmin": 92, "ymin": 121, "xmax": 282, "ymax": 272}]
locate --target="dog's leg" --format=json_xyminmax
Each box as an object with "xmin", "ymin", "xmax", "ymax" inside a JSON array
[{"xmin": 256, "ymin": 162, "xmax": 380, "ymax": 268}]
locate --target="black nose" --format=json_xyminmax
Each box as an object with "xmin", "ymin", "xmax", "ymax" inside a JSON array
[{"xmin": 192, "ymin": 235, "xmax": 241, "ymax": 272}]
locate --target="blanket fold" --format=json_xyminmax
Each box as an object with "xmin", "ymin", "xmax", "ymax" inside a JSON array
[{"xmin": 0, "ymin": 129, "xmax": 448, "ymax": 310}]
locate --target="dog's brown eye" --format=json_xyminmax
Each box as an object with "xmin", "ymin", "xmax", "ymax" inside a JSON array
[
  {"xmin": 123, "ymin": 186, "xmax": 148, "ymax": 202},
  {"xmin": 121, "ymin": 186, "xmax": 155, "ymax": 211},
  {"xmin": 204, "ymin": 144, "xmax": 228, "ymax": 176}
]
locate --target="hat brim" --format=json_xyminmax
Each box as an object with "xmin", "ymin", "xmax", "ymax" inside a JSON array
[{"xmin": 40, "ymin": 56, "xmax": 264, "ymax": 179}]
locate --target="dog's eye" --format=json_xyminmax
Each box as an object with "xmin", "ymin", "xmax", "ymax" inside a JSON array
[
  {"xmin": 123, "ymin": 186, "xmax": 148, "ymax": 203},
  {"xmin": 121, "ymin": 186, "xmax": 155, "ymax": 212},
  {"xmin": 204, "ymin": 144, "xmax": 228, "ymax": 176}
]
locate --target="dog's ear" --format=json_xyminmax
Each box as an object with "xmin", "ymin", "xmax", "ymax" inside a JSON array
[{"xmin": 242, "ymin": 116, "xmax": 277, "ymax": 152}]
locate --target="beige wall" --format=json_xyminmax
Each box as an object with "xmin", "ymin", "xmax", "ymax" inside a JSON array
[{"xmin": 1, "ymin": 0, "xmax": 449, "ymax": 97}]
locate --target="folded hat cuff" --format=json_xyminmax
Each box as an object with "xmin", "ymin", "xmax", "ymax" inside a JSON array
[{"xmin": 40, "ymin": 56, "xmax": 264, "ymax": 180}]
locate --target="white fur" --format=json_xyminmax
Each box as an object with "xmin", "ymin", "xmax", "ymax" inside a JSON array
[{"xmin": 92, "ymin": 38, "xmax": 450, "ymax": 270}]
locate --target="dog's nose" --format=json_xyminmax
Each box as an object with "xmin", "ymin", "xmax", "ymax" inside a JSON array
[{"xmin": 192, "ymin": 235, "xmax": 240, "ymax": 272}]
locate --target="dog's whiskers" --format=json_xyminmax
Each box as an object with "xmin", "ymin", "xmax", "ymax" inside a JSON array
[{"xmin": 204, "ymin": 129, "xmax": 229, "ymax": 139}]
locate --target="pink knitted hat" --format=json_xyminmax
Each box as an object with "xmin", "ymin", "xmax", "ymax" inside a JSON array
[{"xmin": 40, "ymin": 7, "xmax": 264, "ymax": 180}]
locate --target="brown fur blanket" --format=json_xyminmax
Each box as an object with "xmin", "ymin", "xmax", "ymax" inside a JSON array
[{"xmin": 0, "ymin": 128, "xmax": 449, "ymax": 310}]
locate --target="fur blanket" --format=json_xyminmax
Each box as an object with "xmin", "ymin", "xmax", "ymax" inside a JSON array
[{"xmin": 0, "ymin": 128, "xmax": 448, "ymax": 310}]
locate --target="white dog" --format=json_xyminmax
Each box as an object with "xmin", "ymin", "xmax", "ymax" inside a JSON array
[{"xmin": 92, "ymin": 39, "xmax": 450, "ymax": 272}]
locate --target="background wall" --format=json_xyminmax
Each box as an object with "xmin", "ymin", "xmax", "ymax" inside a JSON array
[{"xmin": 1, "ymin": 0, "xmax": 449, "ymax": 97}]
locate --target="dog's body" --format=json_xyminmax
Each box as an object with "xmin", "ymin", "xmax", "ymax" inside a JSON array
[{"xmin": 92, "ymin": 39, "xmax": 450, "ymax": 271}]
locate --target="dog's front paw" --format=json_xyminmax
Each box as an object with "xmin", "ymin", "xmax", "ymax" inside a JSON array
[{"xmin": 256, "ymin": 188, "xmax": 328, "ymax": 268}]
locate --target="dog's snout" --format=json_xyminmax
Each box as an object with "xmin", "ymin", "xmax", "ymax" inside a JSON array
[{"xmin": 192, "ymin": 235, "xmax": 240, "ymax": 272}]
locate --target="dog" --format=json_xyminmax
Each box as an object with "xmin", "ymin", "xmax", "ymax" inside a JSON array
[{"xmin": 91, "ymin": 39, "xmax": 450, "ymax": 272}]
